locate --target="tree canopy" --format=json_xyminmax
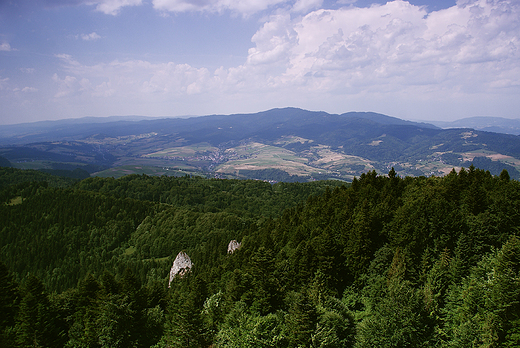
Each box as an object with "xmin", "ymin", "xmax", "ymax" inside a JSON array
[{"xmin": 1, "ymin": 166, "xmax": 519, "ymax": 347}]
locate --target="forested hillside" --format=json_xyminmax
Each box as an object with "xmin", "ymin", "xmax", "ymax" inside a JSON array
[
  {"xmin": 1, "ymin": 166, "xmax": 519, "ymax": 347},
  {"xmin": 4, "ymin": 108, "xmax": 520, "ymax": 181}
]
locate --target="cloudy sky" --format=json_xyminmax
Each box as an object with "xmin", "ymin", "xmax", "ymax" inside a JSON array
[{"xmin": 0, "ymin": 0, "xmax": 519, "ymax": 125}]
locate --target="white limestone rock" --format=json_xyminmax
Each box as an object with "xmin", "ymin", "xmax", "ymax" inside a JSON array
[
  {"xmin": 227, "ymin": 240, "xmax": 241, "ymax": 254},
  {"xmin": 169, "ymin": 251, "xmax": 192, "ymax": 287}
]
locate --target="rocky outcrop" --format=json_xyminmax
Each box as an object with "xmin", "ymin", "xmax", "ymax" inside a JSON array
[
  {"xmin": 227, "ymin": 240, "xmax": 241, "ymax": 254},
  {"xmin": 169, "ymin": 251, "xmax": 193, "ymax": 287}
]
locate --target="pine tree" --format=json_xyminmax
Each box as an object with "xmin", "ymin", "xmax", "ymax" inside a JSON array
[
  {"xmin": 162, "ymin": 276, "xmax": 209, "ymax": 348},
  {"xmin": 285, "ymin": 291, "xmax": 318, "ymax": 348},
  {"xmin": 15, "ymin": 274, "xmax": 65, "ymax": 347},
  {"xmin": 312, "ymin": 297, "xmax": 355, "ymax": 348},
  {"xmin": 491, "ymin": 236, "xmax": 520, "ymax": 345},
  {"xmin": 0, "ymin": 262, "xmax": 19, "ymax": 347},
  {"xmin": 249, "ymin": 247, "xmax": 280, "ymax": 315},
  {"xmin": 499, "ymin": 169, "xmax": 511, "ymax": 182},
  {"xmin": 355, "ymin": 248, "xmax": 428, "ymax": 347},
  {"xmin": 444, "ymin": 236, "xmax": 520, "ymax": 347},
  {"xmin": 344, "ymin": 200, "xmax": 375, "ymax": 280},
  {"xmin": 97, "ymin": 293, "xmax": 135, "ymax": 348}
]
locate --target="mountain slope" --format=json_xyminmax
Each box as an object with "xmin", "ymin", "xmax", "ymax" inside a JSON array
[
  {"xmin": 430, "ymin": 116, "xmax": 520, "ymax": 135},
  {"xmin": 1, "ymin": 108, "xmax": 519, "ymax": 180}
]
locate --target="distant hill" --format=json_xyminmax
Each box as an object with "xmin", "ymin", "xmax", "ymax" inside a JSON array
[
  {"xmin": 430, "ymin": 116, "xmax": 520, "ymax": 135},
  {"xmin": 0, "ymin": 108, "xmax": 437, "ymax": 145},
  {"xmin": 0, "ymin": 155, "xmax": 12, "ymax": 168},
  {"xmin": 1, "ymin": 108, "xmax": 520, "ymax": 180}
]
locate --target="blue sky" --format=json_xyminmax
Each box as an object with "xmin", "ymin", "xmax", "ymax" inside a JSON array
[{"xmin": 1, "ymin": 0, "xmax": 519, "ymax": 124}]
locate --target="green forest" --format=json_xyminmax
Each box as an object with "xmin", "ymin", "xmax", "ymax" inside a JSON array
[{"xmin": 1, "ymin": 166, "xmax": 519, "ymax": 347}]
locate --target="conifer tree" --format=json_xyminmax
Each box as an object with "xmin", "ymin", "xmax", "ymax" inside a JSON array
[
  {"xmin": 491, "ymin": 236, "xmax": 520, "ymax": 345},
  {"xmin": 0, "ymin": 262, "xmax": 19, "ymax": 347},
  {"xmin": 499, "ymin": 169, "xmax": 511, "ymax": 182},
  {"xmin": 15, "ymin": 274, "xmax": 65, "ymax": 348},
  {"xmin": 162, "ymin": 276, "xmax": 209, "ymax": 348},
  {"xmin": 355, "ymin": 248, "xmax": 428, "ymax": 347},
  {"xmin": 312, "ymin": 297, "xmax": 354, "ymax": 348},
  {"xmin": 285, "ymin": 291, "xmax": 318, "ymax": 348},
  {"xmin": 249, "ymin": 247, "xmax": 280, "ymax": 315}
]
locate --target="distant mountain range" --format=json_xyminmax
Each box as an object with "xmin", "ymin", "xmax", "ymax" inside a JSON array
[
  {"xmin": 429, "ymin": 116, "xmax": 520, "ymax": 135},
  {"xmin": 1, "ymin": 108, "xmax": 520, "ymax": 181}
]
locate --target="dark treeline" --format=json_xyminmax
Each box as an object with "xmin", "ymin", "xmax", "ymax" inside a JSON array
[
  {"xmin": 0, "ymin": 167, "xmax": 77, "ymax": 190},
  {"xmin": 1, "ymin": 166, "xmax": 519, "ymax": 347},
  {"xmin": 0, "ymin": 156, "xmax": 12, "ymax": 168},
  {"xmin": 74, "ymin": 173, "xmax": 342, "ymax": 217}
]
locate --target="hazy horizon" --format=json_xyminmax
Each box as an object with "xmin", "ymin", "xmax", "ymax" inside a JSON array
[{"xmin": 2, "ymin": 107, "xmax": 519, "ymax": 128}]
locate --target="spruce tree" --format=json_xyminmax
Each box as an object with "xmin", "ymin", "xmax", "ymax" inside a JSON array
[
  {"xmin": 15, "ymin": 274, "xmax": 65, "ymax": 348},
  {"xmin": 285, "ymin": 291, "xmax": 318, "ymax": 348},
  {"xmin": 0, "ymin": 262, "xmax": 19, "ymax": 347}
]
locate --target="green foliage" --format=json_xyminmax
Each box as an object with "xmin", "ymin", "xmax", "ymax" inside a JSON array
[
  {"xmin": 162, "ymin": 275, "xmax": 209, "ymax": 348},
  {"xmin": 355, "ymin": 248, "xmax": 429, "ymax": 347},
  {"xmin": 76, "ymin": 174, "xmax": 342, "ymax": 217},
  {"xmin": 285, "ymin": 291, "xmax": 318, "ymax": 348},
  {"xmin": 65, "ymin": 271, "xmax": 164, "ymax": 348},
  {"xmin": 312, "ymin": 297, "xmax": 354, "ymax": 348},
  {"xmin": 1, "ymin": 166, "xmax": 520, "ymax": 347},
  {"xmin": 0, "ymin": 187, "xmax": 154, "ymax": 291},
  {"xmin": 443, "ymin": 236, "xmax": 520, "ymax": 347},
  {"xmin": 0, "ymin": 262, "xmax": 19, "ymax": 348},
  {"xmin": 15, "ymin": 275, "xmax": 66, "ymax": 347},
  {"xmin": 215, "ymin": 302, "xmax": 286, "ymax": 348},
  {"xmin": 0, "ymin": 167, "xmax": 76, "ymax": 191}
]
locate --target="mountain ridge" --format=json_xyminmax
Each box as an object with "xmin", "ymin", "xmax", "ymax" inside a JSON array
[
  {"xmin": 1, "ymin": 108, "xmax": 519, "ymax": 180},
  {"xmin": 0, "ymin": 108, "xmax": 438, "ymax": 144},
  {"xmin": 429, "ymin": 116, "xmax": 520, "ymax": 135}
]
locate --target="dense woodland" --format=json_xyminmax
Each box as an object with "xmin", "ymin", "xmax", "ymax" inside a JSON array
[{"xmin": 1, "ymin": 166, "xmax": 520, "ymax": 347}]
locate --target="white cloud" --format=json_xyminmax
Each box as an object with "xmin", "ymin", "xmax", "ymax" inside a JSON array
[
  {"xmin": 53, "ymin": 55, "xmax": 214, "ymax": 101},
  {"xmin": 87, "ymin": 0, "xmax": 142, "ymax": 15},
  {"xmin": 22, "ymin": 87, "xmax": 38, "ymax": 93},
  {"xmin": 81, "ymin": 32, "xmax": 101, "ymax": 41},
  {"xmin": 247, "ymin": 14, "xmax": 297, "ymax": 66},
  {"xmin": 239, "ymin": 0, "xmax": 520, "ymax": 98},
  {"xmin": 0, "ymin": 77, "xmax": 9, "ymax": 90},
  {"xmin": 0, "ymin": 43, "xmax": 15, "ymax": 51},
  {"xmin": 0, "ymin": 78, "xmax": 37, "ymax": 94},
  {"xmin": 291, "ymin": 0, "xmax": 322, "ymax": 13},
  {"xmin": 152, "ymin": 0, "xmax": 289, "ymax": 15},
  {"xmin": 52, "ymin": 73, "xmax": 78, "ymax": 98}
]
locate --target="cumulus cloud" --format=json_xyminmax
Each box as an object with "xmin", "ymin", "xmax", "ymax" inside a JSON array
[
  {"xmin": 53, "ymin": 54, "xmax": 214, "ymax": 101},
  {"xmin": 291, "ymin": 0, "xmax": 322, "ymax": 13},
  {"xmin": 21, "ymin": 87, "xmax": 38, "ymax": 93},
  {"xmin": 52, "ymin": 73, "xmax": 78, "ymax": 98},
  {"xmin": 88, "ymin": 0, "xmax": 142, "ymax": 15},
  {"xmin": 0, "ymin": 77, "xmax": 9, "ymax": 90},
  {"xmin": 0, "ymin": 43, "xmax": 15, "ymax": 51},
  {"xmin": 152, "ymin": 0, "xmax": 288, "ymax": 15},
  {"xmin": 240, "ymin": 0, "xmax": 520, "ymax": 97},
  {"xmin": 247, "ymin": 14, "xmax": 297, "ymax": 66},
  {"xmin": 81, "ymin": 32, "xmax": 101, "ymax": 41}
]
